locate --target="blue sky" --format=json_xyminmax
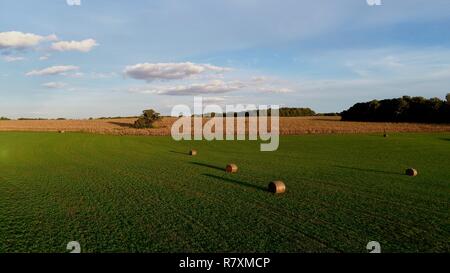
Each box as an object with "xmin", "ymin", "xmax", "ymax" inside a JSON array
[{"xmin": 1, "ymin": 0, "xmax": 450, "ymax": 118}]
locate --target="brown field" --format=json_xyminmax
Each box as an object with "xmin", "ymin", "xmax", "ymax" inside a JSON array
[{"xmin": 1, "ymin": 116, "xmax": 450, "ymax": 136}]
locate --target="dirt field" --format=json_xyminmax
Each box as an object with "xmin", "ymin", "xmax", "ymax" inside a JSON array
[{"xmin": 1, "ymin": 116, "xmax": 450, "ymax": 135}]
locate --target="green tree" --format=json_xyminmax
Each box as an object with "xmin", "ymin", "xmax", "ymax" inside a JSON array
[
  {"xmin": 342, "ymin": 95, "xmax": 450, "ymax": 123},
  {"xmin": 133, "ymin": 109, "xmax": 161, "ymax": 128}
]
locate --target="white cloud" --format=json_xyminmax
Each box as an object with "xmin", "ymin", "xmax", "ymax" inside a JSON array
[
  {"xmin": 129, "ymin": 80, "xmax": 245, "ymax": 96},
  {"xmin": 246, "ymin": 76, "xmax": 297, "ymax": 94},
  {"xmin": 46, "ymin": 34, "xmax": 59, "ymax": 42},
  {"xmin": 203, "ymin": 96, "xmax": 227, "ymax": 102},
  {"xmin": 42, "ymin": 82, "xmax": 67, "ymax": 89},
  {"xmin": 39, "ymin": 55, "xmax": 51, "ymax": 61},
  {"xmin": 0, "ymin": 31, "xmax": 57, "ymax": 50},
  {"xmin": 251, "ymin": 76, "xmax": 269, "ymax": 83},
  {"xmin": 200, "ymin": 64, "xmax": 232, "ymax": 73},
  {"xmin": 67, "ymin": 72, "xmax": 85, "ymax": 78},
  {"xmin": 3, "ymin": 56, "xmax": 25, "ymax": 62},
  {"xmin": 51, "ymin": 39, "xmax": 98, "ymax": 52},
  {"xmin": 26, "ymin": 65, "xmax": 79, "ymax": 76},
  {"xmin": 90, "ymin": 72, "xmax": 117, "ymax": 79},
  {"xmin": 202, "ymin": 96, "xmax": 228, "ymax": 104},
  {"xmin": 257, "ymin": 87, "xmax": 293, "ymax": 93},
  {"xmin": 124, "ymin": 62, "xmax": 231, "ymax": 81}
]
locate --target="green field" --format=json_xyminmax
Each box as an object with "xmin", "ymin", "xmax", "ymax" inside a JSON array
[{"xmin": 0, "ymin": 132, "xmax": 449, "ymax": 253}]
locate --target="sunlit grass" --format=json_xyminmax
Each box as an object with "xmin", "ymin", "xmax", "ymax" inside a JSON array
[{"xmin": 0, "ymin": 132, "xmax": 449, "ymax": 253}]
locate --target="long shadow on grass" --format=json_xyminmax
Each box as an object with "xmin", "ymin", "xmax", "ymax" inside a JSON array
[
  {"xmin": 191, "ymin": 162, "xmax": 224, "ymax": 171},
  {"xmin": 203, "ymin": 174, "xmax": 267, "ymax": 192},
  {"xmin": 170, "ymin": 150, "xmax": 189, "ymax": 155},
  {"xmin": 334, "ymin": 165, "xmax": 402, "ymax": 176}
]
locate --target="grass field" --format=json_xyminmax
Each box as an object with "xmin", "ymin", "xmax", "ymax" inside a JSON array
[{"xmin": 0, "ymin": 132, "xmax": 449, "ymax": 253}]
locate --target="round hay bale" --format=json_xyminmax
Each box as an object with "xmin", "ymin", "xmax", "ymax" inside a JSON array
[
  {"xmin": 268, "ymin": 181, "xmax": 286, "ymax": 194},
  {"xmin": 226, "ymin": 164, "xmax": 238, "ymax": 173},
  {"xmin": 189, "ymin": 150, "xmax": 197, "ymax": 156},
  {"xmin": 405, "ymin": 168, "xmax": 418, "ymax": 177}
]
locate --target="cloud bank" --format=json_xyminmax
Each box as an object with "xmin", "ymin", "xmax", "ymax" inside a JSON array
[
  {"xmin": 51, "ymin": 39, "xmax": 98, "ymax": 52},
  {"xmin": 129, "ymin": 80, "xmax": 245, "ymax": 96},
  {"xmin": 0, "ymin": 31, "xmax": 57, "ymax": 50},
  {"xmin": 124, "ymin": 62, "xmax": 231, "ymax": 81},
  {"xmin": 26, "ymin": 65, "xmax": 79, "ymax": 76},
  {"xmin": 3, "ymin": 56, "xmax": 26, "ymax": 62},
  {"xmin": 42, "ymin": 82, "xmax": 67, "ymax": 89}
]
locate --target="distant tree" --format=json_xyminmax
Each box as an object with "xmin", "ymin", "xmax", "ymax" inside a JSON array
[
  {"xmin": 0, "ymin": 117, "xmax": 10, "ymax": 120},
  {"xmin": 133, "ymin": 109, "xmax": 161, "ymax": 128},
  {"xmin": 444, "ymin": 94, "xmax": 450, "ymax": 121}
]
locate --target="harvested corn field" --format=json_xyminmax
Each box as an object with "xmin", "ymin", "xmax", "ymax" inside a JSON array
[{"xmin": 1, "ymin": 116, "xmax": 450, "ymax": 136}]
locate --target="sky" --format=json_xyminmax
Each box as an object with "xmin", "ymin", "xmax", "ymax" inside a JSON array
[{"xmin": 1, "ymin": 0, "xmax": 450, "ymax": 118}]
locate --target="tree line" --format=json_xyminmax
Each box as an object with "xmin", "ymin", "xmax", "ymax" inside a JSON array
[
  {"xmin": 207, "ymin": 107, "xmax": 317, "ymax": 117},
  {"xmin": 341, "ymin": 94, "xmax": 450, "ymax": 123}
]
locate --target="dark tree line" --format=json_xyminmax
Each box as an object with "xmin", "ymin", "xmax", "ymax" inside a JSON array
[
  {"xmin": 278, "ymin": 107, "xmax": 316, "ymax": 117},
  {"xmin": 341, "ymin": 94, "xmax": 450, "ymax": 123},
  {"xmin": 209, "ymin": 107, "xmax": 316, "ymax": 117}
]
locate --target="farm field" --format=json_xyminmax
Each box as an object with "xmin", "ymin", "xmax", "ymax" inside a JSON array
[
  {"xmin": 0, "ymin": 132, "xmax": 449, "ymax": 253},
  {"xmin": 2, "ymin": 116, "xmax": 450, "ymax": 136}
]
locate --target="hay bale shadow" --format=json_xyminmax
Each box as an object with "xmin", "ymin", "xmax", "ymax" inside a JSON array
[
  {"xmin": 170, "ymin": 150, "xmax": 188, "ymax": 155},
  {"xmin": 334, "ymin": 165, "xmax": 402, "ymax": 176},
  {"xmin": 203, "ymin": 174, "xmax": 267, "ymax": 192},
  {"xmin": 191, "ymin": 162, "xmax": 224, "ymax": 171}
]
